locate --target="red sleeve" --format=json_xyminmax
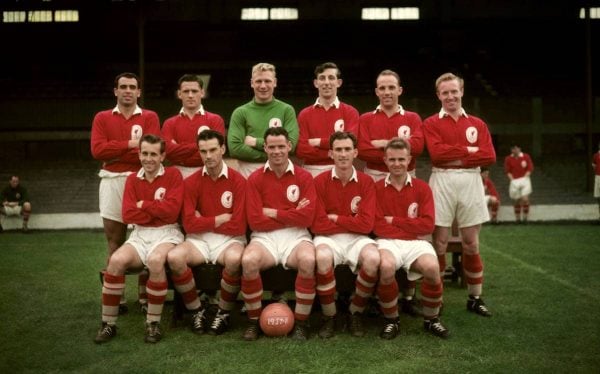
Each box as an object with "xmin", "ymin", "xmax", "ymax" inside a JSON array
[
  {"xmin": 274, "ymin": 171, "xmax": 317, "ymax": 228},
  {"xmin": 181, "ymin": 176, "xmax": 215, "ymax": 234},
  {"xmin": 342, "ymin": 105, "xmax": 360, "ymax": 138},
  {"xmin": 311, "ymin": 185, "xmax": 338, "ymax": 233},
  {"xmin": 140, "ymin": 169, "xmax": 183, "ymax": 223},
  {"xmin": 357, "ymin": 113, "xmax": 385, "ymax": 163},
  {"xmin": 296, "ymin": 108, "xmax": 328, "ymax": 163},
  {"xmin": 423, "ymin": 116, "xmax": 470, "ymax": 164},
  {"xmin": 526, "ymin": 154, "xmax": 534, "ymax": 173},
  {"xmin": 90, "ymin": 112, "xmax": 130, "ymax": 161},
  {"xmin": 407, "ymin": 114, "xmax": 424, "ymax": 158},
  {"xmin": 461, "ymin": 121, "xmax": 496, "ymax": 168},
  {"xmin": 335, "ymin": 177, "xmax": 376, "ymax": 234},
  {"xmin": 390, "ymin": 183, "xmax": 434, "ymax": 236},
  {"xmin": 122, "ymin": 175, "xmax": 153, "ymax": 224},
  {"xmin": 486, "ymin": 179, "xmax": 500, "ymax": 200},
  {"xmin": 246, "ymin": 172, "xmax": 279, "ymax": 231},
  {"xmin": 216, "ymin": 173, "xmax": 247, "ymax": 236}
]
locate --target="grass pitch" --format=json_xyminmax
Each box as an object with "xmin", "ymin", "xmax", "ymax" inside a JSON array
[{"xmin": 0, "ymin": 224, "xmax": 598, "ymax": 373}]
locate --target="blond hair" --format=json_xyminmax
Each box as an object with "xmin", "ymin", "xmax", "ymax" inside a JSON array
[
  {"xmin": 252, "ymin": 62, "xmax": 276, "ymax": 78},
  {"xmin": 435, "ymin": 72, "xmax": 464, "ymax": 93}
]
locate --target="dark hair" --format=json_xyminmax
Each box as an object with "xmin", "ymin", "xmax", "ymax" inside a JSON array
[
  {"xmin": 139, "ymin": 134, "xmax": 165, "ymax": 153},
  {"xmin": 263, "ymin": 127, "xmax": 289, "ymax": 141},
  {"xmin": 377, "ymin": 69, "xmax": 401, "ymax": 85},
  {"xmin": 314, "ymin": 62, "xmax": 341, "ymax": 79},
  {"xmin": 114, "ymin": 72, "xmax": 140, "ymax": 89},
  {"xmin": 480, "ymin": 167, "xmax": 489, "ymax": 172},
  {"xmin": 384, "ymin": 137, "xmax": 411, "ymax": 154},
  {"xmin": 178, "ymin": 74, "xmax": 204, "ymax": 89},
  {"xmin": 197, "ymin": 129, "xmax": 224, "ymax": 146},
  {"xmin": 329, "ymin": 131, "xmax": 357, "ymax": 149}
]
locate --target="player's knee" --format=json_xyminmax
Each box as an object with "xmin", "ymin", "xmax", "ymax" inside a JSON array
[
  {"xmin": 223, "ymin": 249, "xmax": 242, "ymax": 269},
  {"xmin": 241, "ymin": 248, "xmax": 261, "ymax": 274},
  {"xmin": 166, "ymin": 250, "xmax": 185, "ymax": 273},
  {"xmin": 315, "ymin": 246, "xmax": 333, "ymax": 269},
  {"xmin": 22, "ymin": 202, "xmax": 31, "ymax": 212},
  {"xmin": 146, "ymin": 253, "xmax": 166, "ymax": 273},
  {"xmin": 361, "ymin": 246, "xmax": 380, "ymax": 273},
  {"xmin": 379, "ymin": 258, "xmax": 396, "ymax": 281}
]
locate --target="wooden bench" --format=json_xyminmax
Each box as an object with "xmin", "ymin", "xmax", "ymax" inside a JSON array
[
  {"xmin": 445, "ymin": 220, "xmax": 466, "ymax": 287},
  {"xmin": 171, "ymin": 264, "xmax": 409, "ymax": 321}
]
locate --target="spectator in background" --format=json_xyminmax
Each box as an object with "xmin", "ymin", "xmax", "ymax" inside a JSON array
[
  {"xmin": 358, "ymin": 69, "xmax": 424, "ymax": 181},
  {"xmin": 90, "ymin": 72, "xmax": 161, "ymax": 314},
  {"xmin": 94, "ymin": 134, "xmax": 184, "ymax": 344},
  {"xmin": 504, "ymin": 144, "xmax": 534, "ymax": 223},
  {"xmin": 423, "ymin": 72, "xmax": 496, "ymax": 318},
  {"xmin": 228, "ymin": 62, "xmax": 299, "ymax": 178},
  {"xmin": 0, "ymin": 175, "xmax": 32, "ymax": 233},
  {"xmin": 162, "ymin": 74, "xmax": 226, "ymax": 179},
  {"xmin": 296, "ymin": 62, "xmax": 359, "ymax": 177},
  {"xmin": 481, "ymin": 167, "xmax": 500, "ymax": 224},
  {"xmin": 592, "ymin": 142, "xmax": 600, "ymax": 220}
]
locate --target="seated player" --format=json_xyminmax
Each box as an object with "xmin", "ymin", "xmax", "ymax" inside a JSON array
[
  {"xmin": 0, "ymin": 175, "xmax": 32, "ymax": 232},
  {"xmin": 240, "ymin": 127, "xmax": 317, "ymax": 341},
  {"xmin": 167, "ymin": 129, "xmax": 247, "ymax": 335},
  {"xmin": 311, "ymin": 131, "xmax": 379, "ymax": 338},
  {"xmin": 481, "ymin": 167, "xmax": 500, "ymax": 224},
  {"xmin": 94, "ymin": 134, "xmax": 184, "ymax": 344},
  {"xmin": 374, "ymin": 138, "xmax": 449, "ymax": 339}
]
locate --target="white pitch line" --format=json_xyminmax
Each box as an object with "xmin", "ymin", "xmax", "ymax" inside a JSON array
[{"xmin": 486, "ymin": 246, "xmax": 600, "ymax": 302}]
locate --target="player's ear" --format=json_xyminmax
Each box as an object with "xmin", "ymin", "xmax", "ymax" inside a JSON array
[{"xmin": 328, "ymin": 150, "xmax": 333, "ymax": 159}]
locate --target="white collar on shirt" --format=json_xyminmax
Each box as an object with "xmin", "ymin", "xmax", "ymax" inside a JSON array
[
  {"xmin": 331, "ymin": 167, "xmax": 358, "ymax": 183},
  {"xmin": 112, "ymin": 105, "xmax": 142, "ymax": 115},
  {"xmin": 202, "ymin": 161, "xmax": 229, "ymax": 178},
  {"xmin": 384, "ymin": 172, "xmax": 413, "ymax": 187},
  {"xmin": 438, "ymin": 107, "xmax": 468, "ymax": 119},
  {"xmin": 179, "ymin": 105, "xmax": 205, "ymax": 116},
  {"xmin": 264, "ymin": 159, "xmax": 295, "ymax": 175},
  {"xmin": 314, "ymin": 97, "xmax": 340, "ymax": 109},
  {"xmin": 136, "ymin": 164, "xmax": 165, "ymax": 180},
  {"xmin": 374, "ymin": 104, "xmax": 405, "ymax": 115}
]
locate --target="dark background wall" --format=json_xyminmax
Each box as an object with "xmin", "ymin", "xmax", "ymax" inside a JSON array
[{"xmin": 0, "ymin": 0, "xmax": 598, "ymax": 160}]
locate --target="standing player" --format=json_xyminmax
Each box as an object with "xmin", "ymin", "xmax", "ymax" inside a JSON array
[
  {"xmin": 357, "ymin": 69, "xmax": 425, "ymax": 314},
  {"xmin": 162, "ymin": 74, "xmax": 226, "ymax": 179},
  {"xmin": 167, "ymin": 129, "xmax": 247, "ymax": 336},
  {"xmin": 504, "ymin": 145, "xmax": 534, "ymax": 223},
  {"xmin": 0, "ymin": 175, "xmax": 32, "ymax": 232},
  {"xmin": 358, "ymin": 69, "xmax": 424, "ymax": 181},
  {"xmin": 240, "ymin": 127, "xmax": 317, "ymax": 341},
  {"xmin": 311, "ymin": 131, "xmax": 378, "ymax": 339},
  {"xmin": 374, "ymin": 138, "xmax": 449, "ymax": 339},
  {"xmin": 91, "ymin": 72, "xmax": 161, "ymax": 313},
  {"xmin": 296, "ymin": 62, "xmax": 359, "ymax": 177},
  {"xmin": 227, "ymin": 62, "xmax": 299, "ymax": 178},
  {"xmin": 94, "ymin": 134, "xmax": 184, "ymax": 344},
  {"xmin": 593, "ymin": 142, "xmax": 600, "ymax": 219},
  {"xmin": 423, "ymin": 72, "xmax": 496, "ymax": 317},
  {"xmin": 481, "ymin": 167, "xmax": 500, "ymax": 224}
]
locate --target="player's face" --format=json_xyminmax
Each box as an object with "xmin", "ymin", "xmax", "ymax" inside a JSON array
[
  {"xmin": 436, "ymin": 79, "xmax": 463, "ymax": 113},
  {"xmin": 375, "ymin": 74, "xmax": 402, "ymax": 109},
  {"xmin": 384, "ymin": 147, "xmax": 411, "ymax": 178},
  {"xmin": 9, "ymin": 177, "xmax": 19, "ymax": 188},
  {"xmin": 139, "ymin": 141, "xmax": 165, "ymax": 176},
  {"xmin": 264, "ymin": 135, "xmax": 291, "ymax": 167},
  {"xmin": 177, "ymin": 81, "xmax": 204, "ymax": 111},
  {"xmin": 511, "ymin": 146, "xmax": 521, "ymax": 156},
  {"xmin": 314, "ymin": 68, "xmax": 341, "ymax": 100},
  {"xmin": 251, "ymin": 71, "xmax": 277, "ymax": 103},
  {"xmin": 198, "ymin": 138, "xmax": 225, "ymax": 169},
  {"xmin": 330, "ymin": 138, "xmax": 357, "ymax": 170},
  {"xmin": 114, "ymin": 77, "xmax": 140, "ymax": 107}
]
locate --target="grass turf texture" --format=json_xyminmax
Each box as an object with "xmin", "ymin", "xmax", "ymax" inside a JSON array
[{"xmin": 0, "ymin": 225, "xmax": 598, "ymax": 373}]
